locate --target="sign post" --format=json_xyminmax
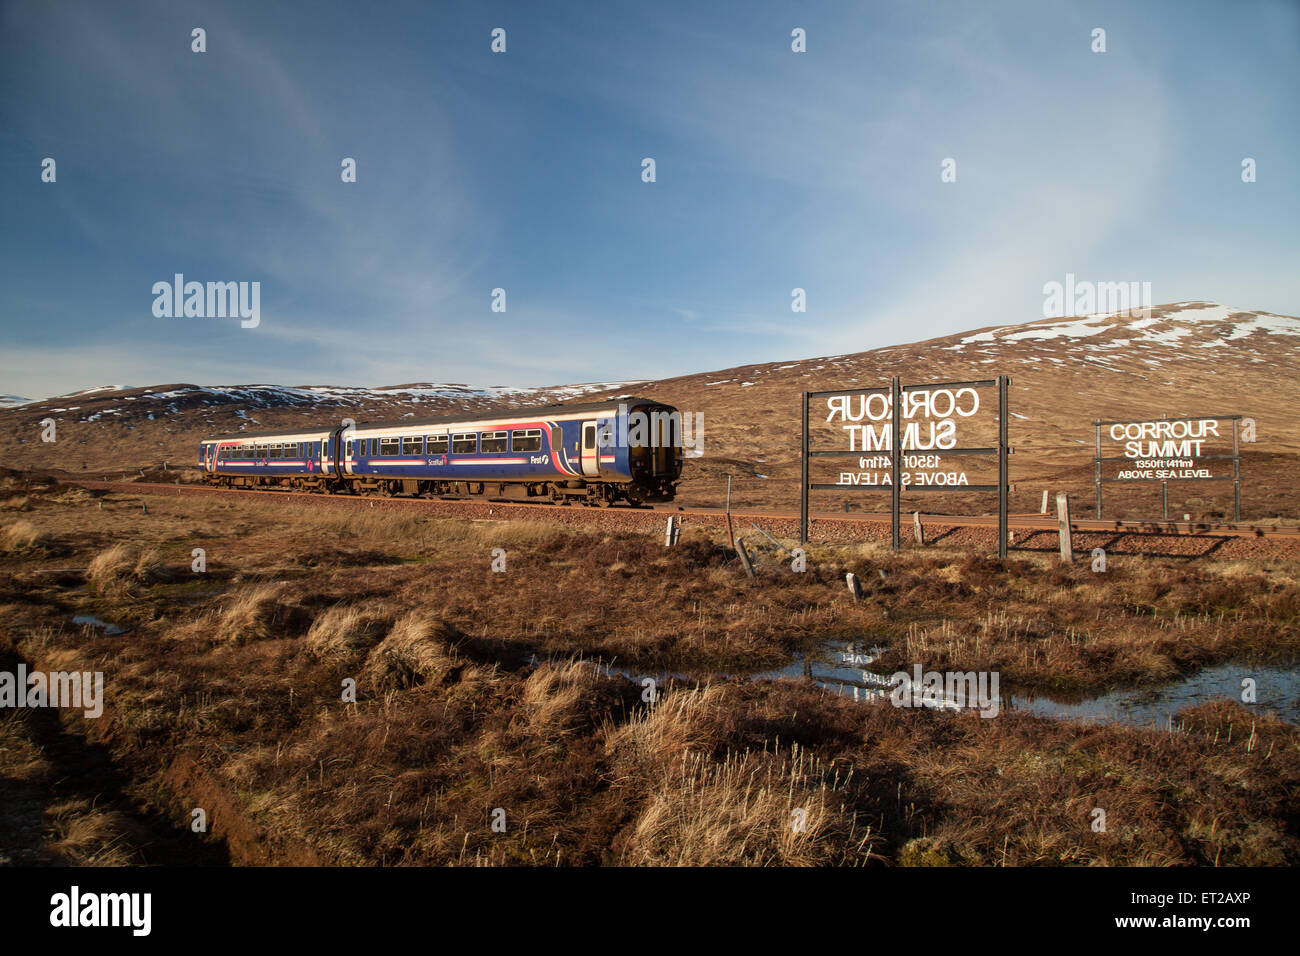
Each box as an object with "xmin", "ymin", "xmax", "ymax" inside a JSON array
[
  {"xmin": 1093, "ymin": 414, "xmax": 1242, "ymax": 522},
  {"xmin": 890, "ymin": 377, "xmax": 901, "ymax": 550},
  {"xmin": 998, "ymin": 375, "xmax": 1009, "ymax": 559},
  {"xmin": 800, "ymin": 376, "xmax": 1011, "ymax": 557},
  {"xmin": 799, "ymin": 392, "xmax": 809, "ymax": 542}
]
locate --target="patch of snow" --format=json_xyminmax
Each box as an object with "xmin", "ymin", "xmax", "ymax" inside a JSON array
[{"xmin": 1004, "ymin": 320, "xmax": 1116, "ymax": 342}]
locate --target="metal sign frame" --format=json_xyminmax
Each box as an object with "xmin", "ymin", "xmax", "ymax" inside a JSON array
[
  {"xmin": 800, "ymin": 376, "xmax": 1010, "ymax": 557},
  {"xmin": 1093, "ymin": 414, "xmax": 1241, "ymax": 522}
]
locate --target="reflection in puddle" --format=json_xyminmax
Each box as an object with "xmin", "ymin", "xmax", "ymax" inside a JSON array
[
  {"xmin": 576, "ymin": 642, "xmax": 1300, "ymax": 729},
  {"xmin": 72, "ymin": 615, "xmax": 127, "ymax": 636},
  {"xmin": 1006, "ymin": 663, "xmax": 1300, "ymax": 728}
]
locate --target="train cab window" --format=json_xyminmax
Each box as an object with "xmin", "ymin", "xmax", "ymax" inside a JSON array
[
  {"xmin": 379, "ymin": 437, "xmax": 400, "ymax": 456},
  {"xmin": 426, "ymin": 435, "xmax": 448, "ymax": 455},
  {"xmin": 451, "ymin": 433, "xmax": 477, "ymax": 454},
  {"xmin": 511, "ymin": 429, "xmax": 542, "ymax": 452},
  {"xmin": 480, "ymin": 431, "xmax": 507, "ymax": 453},
  {"xmin": 401, "ymin": 436, "xmax": 422, "ymax": 455}
]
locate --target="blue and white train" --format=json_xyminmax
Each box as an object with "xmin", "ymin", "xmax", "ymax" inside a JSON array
[{"xmin": 198, "ymin": 398, "xmax": 683, "ymax": 506}]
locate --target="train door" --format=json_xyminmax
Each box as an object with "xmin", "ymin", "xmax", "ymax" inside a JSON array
[
  {"xmin": 205, "ymin": 444, "xmax": 215, "ymax": 473},
  {"xmin": 581, "ymin": 422, "xmax": 599, "ymax": 477}
]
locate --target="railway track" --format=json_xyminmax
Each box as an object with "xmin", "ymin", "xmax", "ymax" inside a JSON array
[{"xmin": 71, "ymin": 479, "xmax": 1300, "ymax": 542}]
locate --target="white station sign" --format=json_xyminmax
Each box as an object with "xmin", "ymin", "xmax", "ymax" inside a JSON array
[{"xmin": 824, "ymin": 387, "xmax": 989, "ymax": 487}]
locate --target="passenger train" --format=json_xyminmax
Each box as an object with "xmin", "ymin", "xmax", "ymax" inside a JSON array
[{"xmin": 198, "ymin": 398, "xmax": 683, "ymax": 506}]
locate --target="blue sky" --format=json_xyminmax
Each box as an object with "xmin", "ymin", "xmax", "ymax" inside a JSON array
[{"xmin": 1, "ymin": 0, "xmax": 1297, "ymax": 400}]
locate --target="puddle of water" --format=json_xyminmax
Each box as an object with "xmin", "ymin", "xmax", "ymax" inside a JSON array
[
  {"xmin": 72, "ymin": 615, "xmax": 126, "ymax": 636},
  {"xmin": 571, "ymin": 642, "xmax": 1300, "ymax": 729},
  {"xmin": 1007, "ymin": 663, "xmax": 1300, "ymax": 728}
]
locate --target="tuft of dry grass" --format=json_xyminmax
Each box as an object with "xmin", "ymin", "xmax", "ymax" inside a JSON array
[
  {"xmin": 1, "ymin": 518, "xmax": 45, "ymax": 552},
  {"xmin": 620, "ymin": 744, "xmax": 874, "ymax": 866},
  {"xmin": 361, "ymin": 610, "xmax": 459, "ymax": 691},
  {"xmin": 305, "ymin": 603, "xmax": 389, "ymax": 660},
  {"xmin": 519, "ymin": 658, "xmax": 600, "ymax": 738},
  {"xmin": 216, "ymin": 583, "xmax": 301, "ymax": 643},
  {"xmin": 45, "ymin": 800, "xmax": 150, "ymax": 866},
  {"xmin": 86, "ymin": 542, "xmax": 165, "ymax": 593}
]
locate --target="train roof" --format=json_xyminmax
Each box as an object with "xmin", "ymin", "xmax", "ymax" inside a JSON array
[
  {"xmin": 201, "ymin": 396, "xmax": 672, "ymax": 443},
  {"xmin": 352, "ymin": 397, "xmax": 669, "ymax": 431},
  {"xmin": 201, "ymin": 425, "xmax": 335, "ymax": 443}
]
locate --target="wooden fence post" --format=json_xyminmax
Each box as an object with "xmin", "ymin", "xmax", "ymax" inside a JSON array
[
  {"xmin": 1041, "ymin": 489, "xmax": 1049, "ymax": 514},
  {"xmin": 724, "ymin": 475, "xmax": 734, "ymax": 550},
  {"xmin": 846, "ymin": 572, "xmax": 862, "ymax": 603},
  {"xmin": 1056, "ymin": 493, "xmax": 1073, "ymax": 563},
  {"xmin": 912, "ymin": 511, "xmax": 925, "ymax": 545},
  {"xmin": 735, "ymin": 538, "xmax": 756, "ymax": 579},
  {"xmin": 664, "ymin": 515, "xmax": 680, "ymax": 547}
]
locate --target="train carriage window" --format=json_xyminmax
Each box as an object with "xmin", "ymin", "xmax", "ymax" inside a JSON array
[
  {"xmin": 426, "ymin": 435, "xmax": 448, "ymax": 455},
  {"xmin": 379, "ymin": 437, "xmax": 400, "ymax": 457},
  {"xmin": 270, "ymin": 444, "xmax": 282, "ymax": 459},
  {"xmin": 401, "ymin": 436, "xmax": 422, "ymax": 455},
  {"xmin": 480, "ymin": 431, "xmax": 507, "ymax": 453},
  {"xmin": 511, "ymin": 429, "xmax": 542, "ymax": 452},
  {"xmin": 451, "ymin": 433, "xmax": 477, "ymax": 454}
]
